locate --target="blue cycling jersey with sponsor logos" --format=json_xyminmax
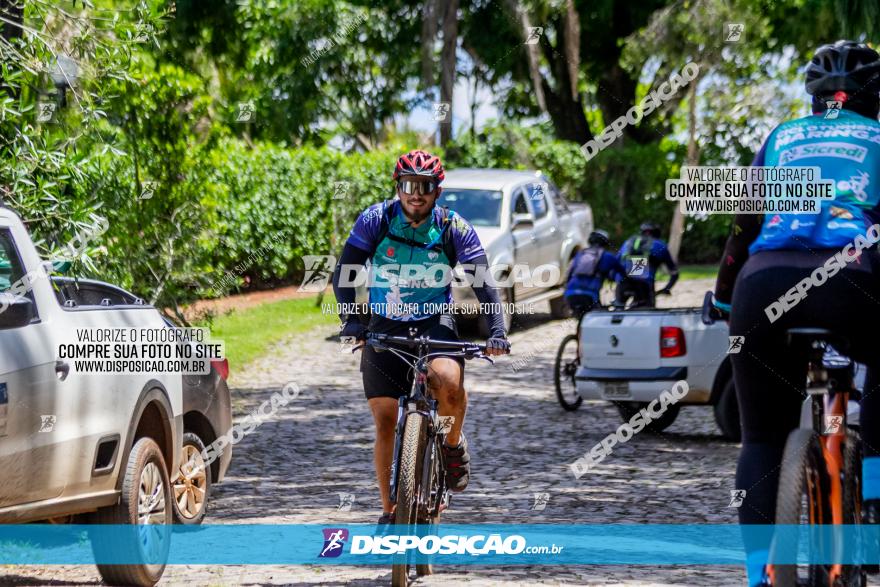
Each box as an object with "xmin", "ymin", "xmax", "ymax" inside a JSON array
[
  {"xmin": 750, "ymin": 109, "xmax": 880, "ymax": 254},
  {"xmin": 346, "ymin": 201, "xmax": 485, "ymax": 321}
]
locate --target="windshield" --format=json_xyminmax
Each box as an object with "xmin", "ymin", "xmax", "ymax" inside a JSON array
[{"xmin": 440, "ymin": 189, "xmax": 503, "ymax": 227}]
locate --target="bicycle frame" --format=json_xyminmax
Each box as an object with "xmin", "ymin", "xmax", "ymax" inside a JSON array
[
  {"xmin": 807, "ymin": 343, "xmax": 855, "ymax": 584},
  {"xmin": 768, "ymin": 339, "xmax": 857, "ymax": 585}
]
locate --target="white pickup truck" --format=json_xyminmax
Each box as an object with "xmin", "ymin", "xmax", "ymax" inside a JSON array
[
  {"xmin": 442, "ymin": 168, "xmax": 593, "ymax": 334},
  {"xmin": 573, "ymin": 304, "xmax": 740, "ymax": 440},
  {"xmin": 0, "ymin": 207, "xmax": 231, "ymax": 586}
]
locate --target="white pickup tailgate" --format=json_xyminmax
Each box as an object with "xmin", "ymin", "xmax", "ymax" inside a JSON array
[
  {"xmin": 580, "ymin": 309, "xmax": 728, "ymax": 372},
  {"xmin": 580, "ymin": 311, "xmax": 668, "ymax": 369}
]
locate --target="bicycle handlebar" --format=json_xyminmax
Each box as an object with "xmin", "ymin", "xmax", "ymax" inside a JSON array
[{"xmin": 366, "ymin": 332, "xmax": 487, "ymax": 357}]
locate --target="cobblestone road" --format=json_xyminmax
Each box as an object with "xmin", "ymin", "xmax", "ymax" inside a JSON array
[{"xmin": 8, "ymin": 279, "xmax": 868, "ymax": 586}]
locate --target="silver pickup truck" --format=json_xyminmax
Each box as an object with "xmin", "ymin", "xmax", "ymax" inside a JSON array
[{"xmin": 443, "ymin": 168, "xmax": 593, "ymax": 334}]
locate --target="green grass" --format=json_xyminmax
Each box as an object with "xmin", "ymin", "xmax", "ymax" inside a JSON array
[
  {"xmin": 658, "ymin": 264, "xmax": 718, "ymax": 281},
  {"xmin": 197, "ymin": 294, "xmax": 337, "ymax": 371}
]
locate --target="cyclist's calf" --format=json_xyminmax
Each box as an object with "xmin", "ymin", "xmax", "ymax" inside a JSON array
[{"xmin": 427, "ymin": 357, "xmax": 466, "ymax": 445}]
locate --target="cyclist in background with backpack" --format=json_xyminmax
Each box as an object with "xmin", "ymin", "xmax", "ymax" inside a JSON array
[
  {"xmin": 332, "ymin": 149, "xmax": 510, "ymax": 526},
  {"xmin": 614, "ymin": 221, "xmax": 679, "ymax": 308},
  {"xmin": 563, "ymin": 229, "xmax": 624, "ymax": 318}
]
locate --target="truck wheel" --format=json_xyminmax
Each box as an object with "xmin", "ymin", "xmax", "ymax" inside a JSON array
[
  {"xmin": 479, "ymin": 286, "xmax": 513, "ymax": 337},
  {"xmin": 91, "ymin": 437, "xmax": 172, "ymax": 586},
  {"xmin": 614, "ymin": 401, "xmax": 680, "ymax": 433},
  {"xmin": 549, "ymin": 295, "xmax": 571, "ymax": 319},
  {"xmin": 713, "ymin": 378, "xmax": 741, "ymax": 442},
  {"xmin": 172, "ymin": 432, "xmax": 212, "ymax": 525}
]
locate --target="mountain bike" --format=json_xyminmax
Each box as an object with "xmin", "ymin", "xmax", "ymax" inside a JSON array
[
  {"xmin": 364, "ymin": 332, "xmax": 493, "ymax": 587},
  {"xmin": 767, "ymin": 328, "xmax": 865, "ymax": 587}
]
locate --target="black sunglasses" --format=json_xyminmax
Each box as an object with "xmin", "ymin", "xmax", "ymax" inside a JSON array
[{"xmin": 397, "ymin": 180, "xmax": 438, "ymax": 195}]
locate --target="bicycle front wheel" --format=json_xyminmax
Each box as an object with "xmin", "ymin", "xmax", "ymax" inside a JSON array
[
  {"xmin": 416, "ymin": 435, "xmax": 443, "ymax": 577},
  {"xmin": 554, "ymin": 334, "xmax": 582, "ymax": 411},
  {"xmin": 392, "ymin": 413, "xmax": 427, "ymax": 587},
  {"xmin": 772, "ymin": 428, "xmax": 833, "ymax": 587}
]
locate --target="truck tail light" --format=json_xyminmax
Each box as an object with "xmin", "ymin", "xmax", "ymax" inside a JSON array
[
  {"xmin": 660, "ymin": 327, "xmax": 686, "ymax": 357},
  {"xmin": 211, "ymin": 358, "xmax": 229, "ymax": 381}
]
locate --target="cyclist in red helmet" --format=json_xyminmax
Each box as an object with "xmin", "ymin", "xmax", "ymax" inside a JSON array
[{"xmin": 332, "ymin": 149, "xmax": 510, "ymax": 526}]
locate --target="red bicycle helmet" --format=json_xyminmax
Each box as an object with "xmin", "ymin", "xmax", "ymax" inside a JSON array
[{"xmin": 393, "ymin": 149, "xmax": 445, "ymax": 183}]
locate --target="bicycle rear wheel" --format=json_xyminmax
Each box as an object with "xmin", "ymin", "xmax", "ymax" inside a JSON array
[
  {"xmin": 392, "ymin": 413, "xmax": 427, "ymax": 587},
  {"xmin": 554, "ymin": 334, "xmax": 582, "ymax": 411},
  {"xmin": 772, "ymin": 428, "xmax": 833, "ymax": 587}
]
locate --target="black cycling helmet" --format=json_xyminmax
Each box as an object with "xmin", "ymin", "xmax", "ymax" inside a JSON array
[
  {"xmin": 588, "ymin": 229, "xmax": 611, "ymax": 247},
  {"xmin": 639, "ymin": 222, "xmax": 661, "ymax": 238},
  {"xmin": 806, "ymin": 41, "xmax": 880, "ymax": 99}
]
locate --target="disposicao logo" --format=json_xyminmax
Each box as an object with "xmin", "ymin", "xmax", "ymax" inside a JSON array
[{"xmin": 319, "ymin": 528, "xmax": 349, "ymax": 558}]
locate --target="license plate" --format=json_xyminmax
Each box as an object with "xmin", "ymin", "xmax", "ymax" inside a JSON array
[{"xmin": 602, "ymin": 382, "xmax": 630, "ymax": 399}]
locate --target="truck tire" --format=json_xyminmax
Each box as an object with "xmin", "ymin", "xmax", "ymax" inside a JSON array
[
  {"xmin": 549, "ymin": 295, "xmax": 571, "ymax": 319},
  {"xmin": 91, "ymin": 437, "xmax": 172, "ymax": 586},
  {"xmin": 713, "ymin": 378, "xmax": 741, "ymax": 442},
  {"xmin": 614, "ymin": 401, "xmax": 680, "ymax": 433}
]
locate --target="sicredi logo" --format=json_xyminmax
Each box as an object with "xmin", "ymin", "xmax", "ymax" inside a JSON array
[
  {"xmin": 778, "ymin": 142, "xmax": 868, "ymax": 165},
  {"xmin": 319, "ymin": 528, "xmax": 349, "ymax": 558}
]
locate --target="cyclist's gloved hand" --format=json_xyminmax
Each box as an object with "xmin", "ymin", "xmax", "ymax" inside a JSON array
[
  {"xmin": 712, "ymin": 298, "xmax": 731, "ymax": 321},
  {"xmin": 340, "ymin": 320, "xmax": 367, "ymax": 343},
  {"xmin": 486, "ymin": 336, "xmax": 510, "ymax": 356}
]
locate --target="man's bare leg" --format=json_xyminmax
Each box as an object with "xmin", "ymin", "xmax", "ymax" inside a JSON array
[
  {"xmin": 368, "ymin": 397, "xmax": 399, "ymax": 514},
  {"xmin": 427, "ymin": 357, "xmax": 466, "ymax": 445}
]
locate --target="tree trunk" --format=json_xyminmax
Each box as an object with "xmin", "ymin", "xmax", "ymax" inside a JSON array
[
  {"xmin": 420, "ymin": 0, "xmax": 437, "ymax": 91},
  {"xmin": 563, "ymin": 0, "xmax": 580, "ymax": 101},
  {"xmin": 439, "ymin": 0, "xmax": 458, "ymax": 146},
  {"xmin": 667, "ymin": 76, "xmax": 699, "ymax": 260},
  {"xmin": 596, "ymin": 63, "xmax": 655, "ymax": 144}
]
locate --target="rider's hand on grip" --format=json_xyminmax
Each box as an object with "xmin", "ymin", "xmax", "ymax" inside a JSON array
[
  {"xmin": 486, "ymin": 337, "xmax": 511, "ymax": 356},
  {"xmin": 701, "ymin": 291, "xmax": 730, "ymax": 325},
  {"xmin": 340, "ymin": 320, "xmax": 368, "ymax": 351}
]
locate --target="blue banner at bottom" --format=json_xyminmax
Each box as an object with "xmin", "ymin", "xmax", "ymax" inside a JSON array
[{"xmin": 0, "ymin": 524, "xmax": 878, "ymax": 565}]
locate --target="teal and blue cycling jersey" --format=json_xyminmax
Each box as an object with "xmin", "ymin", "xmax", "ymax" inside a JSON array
[
  {"xmin": 750, "ymin": 109, "xmax": 880, "ymax": 254},
  {"xmin": 346, "ymin": 201, "xmax": 485, "ymax": 322}
]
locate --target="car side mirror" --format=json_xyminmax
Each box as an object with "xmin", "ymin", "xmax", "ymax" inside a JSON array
[
  {"xmin": 0, "ymin": 293, "xmax": 34, "ymax": 329},
  {"xmin": 511, "ymin": 213, "xmax": 534, "ymax": 230}
]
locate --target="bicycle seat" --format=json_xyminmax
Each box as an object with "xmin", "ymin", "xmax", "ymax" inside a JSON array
[{"xmin": 786, "ymin": 328, "xmax": 851, "ymax": 354}]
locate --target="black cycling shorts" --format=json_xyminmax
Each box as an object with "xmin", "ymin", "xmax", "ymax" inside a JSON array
[
  {"xmin": 729, "ymin": 249, "xmax": 880, "ymax": 529},
  {"xmin": 361, "ymin": 314, "xmax": 464, "ymax": 400}
]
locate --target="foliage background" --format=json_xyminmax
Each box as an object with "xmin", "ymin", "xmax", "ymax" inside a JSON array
[{"xmin": 0, "ymin": 0, "xmax": 875, "ymax": 316}]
